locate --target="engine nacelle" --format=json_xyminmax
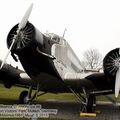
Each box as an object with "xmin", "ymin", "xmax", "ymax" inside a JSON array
[
  {"xmin": 7, "ymin": 22, "xmax": 44, "ymax": 54},
  {"xmin": 103, "ymin": 48, "xmax": 120, "ymax": 85}
]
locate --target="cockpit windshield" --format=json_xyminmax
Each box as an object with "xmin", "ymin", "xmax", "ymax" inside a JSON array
[{"xmin": 44, "ymin": 33, "xmax": 61, "ymax": 43}]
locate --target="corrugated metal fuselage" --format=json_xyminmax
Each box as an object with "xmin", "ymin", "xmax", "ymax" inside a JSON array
[{"xmin": 17, "ymin": 33, "xmax": 86, "ymax": 93}]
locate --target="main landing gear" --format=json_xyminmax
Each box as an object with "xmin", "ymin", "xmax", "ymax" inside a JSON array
[
  {"xmin": 69, "ymin": 87, "xmax": 96, "ymax": 113},
  {"xmin": 18, "ymin": 85, "xmax": 96, "ymax": 113},
  {"xmin": 19, "ymin": 85, "xmax": 46, "ymax": 104},
  {"xmin": 19, "ymin": 91, "xmax": 29, "ymax": 104}
]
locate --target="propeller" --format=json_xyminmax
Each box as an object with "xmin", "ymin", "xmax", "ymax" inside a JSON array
[
  {"xmin": 115, "ymin": 48, "xmax": 120, "ymax": 98},
  {"xmin": 18, "ymin": 3, "xmax": 33, "ymax": 30},
  {"xmin": 0, "ymin": 3, "xmax": 33, "ymax": 69}
]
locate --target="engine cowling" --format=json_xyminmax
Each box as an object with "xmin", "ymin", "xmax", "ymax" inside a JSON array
[
  {"xmin": 7, "ymin": 22, "xmax": 44, "ymax": 55},
  {"xmin": 7, "ymin": 22, "xmax": 35, "ymax": 54},
  {"xmin": 103, "ymin": 48, "xmax": 120, "ymax": 84}
]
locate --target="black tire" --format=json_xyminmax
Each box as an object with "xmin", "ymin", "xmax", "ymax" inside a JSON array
[
  {"xmin": 87, "ymin": 94, "xmax": 96, "ymax": 113},
  {"xmin": 19, "ymin": 91, "xmax": 28, "ymax": 104}
]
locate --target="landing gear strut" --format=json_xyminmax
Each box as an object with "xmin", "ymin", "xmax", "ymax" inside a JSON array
[
  {"xmin": 69, "ymin": 87, "xmax": 96, "ymax": 113},
  {"xmin": 19, "ymin": 86, "xmax": 33, "ymax": 104},
  {"xmin": 19, "ymin": 85, "xmax": 46, "ymax": 104},
  {"xmin": 86, "ymin": 94, "xmax": 96, "ymax": 113}
]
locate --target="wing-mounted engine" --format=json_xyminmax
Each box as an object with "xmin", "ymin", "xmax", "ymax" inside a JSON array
[
  {"xmin": 103, "ymin": 48, "xmax": 120, "ymax": 97},
  {"xmin": 103, "ymin": 48, "xmax": 119, "ymax": 79}
]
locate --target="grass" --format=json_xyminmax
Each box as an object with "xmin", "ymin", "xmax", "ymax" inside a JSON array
[
  {"xmin": 0, "ymin": 84, "xmax": 66, "ymax": 120},
  {"xmin": 0, "ymin": 84, "xmax": 76, "ymax": 104},
  {"xmin": 0, "ymin": 84, "xmax": 71, "ymax": 120},
  {"xmin": 0, "ymin": 84, "xmax": 120, "ymax": 103}
]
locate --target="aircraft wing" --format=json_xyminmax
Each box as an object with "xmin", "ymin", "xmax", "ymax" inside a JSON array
[
  {"xmin": 64, "ymin": 72, "xmax": 113, "ymax": 94},
  {"xmin": 0, "ymin": 60, "xmax": 34, "ymax": 88}
]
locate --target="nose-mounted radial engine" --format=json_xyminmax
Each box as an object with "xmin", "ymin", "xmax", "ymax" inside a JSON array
[
  {"xmin": 7, "ymin": 21, "xmax": 45, "ymax": 63},
  {"xmin": 7, "ymin": 22, "xmax": 35, "ymax": 54},
  {"xmin": 0, "ymin": 3, "xmax": 34, "ymax": 69},
  {"xmin": 103, "ymin": 48, "xmax": 120, "ymax": 98}
]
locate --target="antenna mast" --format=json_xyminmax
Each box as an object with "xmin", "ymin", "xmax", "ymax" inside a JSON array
[{"xmin": 62, "ymin": 28, "xmax": 67, "ymax": 38}]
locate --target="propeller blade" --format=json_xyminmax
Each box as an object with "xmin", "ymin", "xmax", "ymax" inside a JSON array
[
  {"xmin": 0, "ymin": 39, "xmax": 15, "ymax": 69},
  {"xmin": 115, "ymin": 48, "xmax": 120, "ymax": 98},
  {"xmin": 18, "ymin": 3, "xmax": 33, "ymax": 30},
  {"xmin": 0, "ymin": 3, "xmax": 33, "ymax": 69},
  {"xmin": 115, "ymin": 68, "xmax": 120, "ymax": 98},
  {"xmin": 115, "ymin": 69, "xmax": 120, "ymax": 98}
]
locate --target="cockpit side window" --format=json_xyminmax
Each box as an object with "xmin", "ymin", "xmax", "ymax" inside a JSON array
[{"xmin": 44, "ymin": 33, "xmax": 66, "ymax": 44}]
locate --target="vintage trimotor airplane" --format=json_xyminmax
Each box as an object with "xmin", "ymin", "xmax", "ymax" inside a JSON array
[{"xmin": 0, "ymin": 3, "xmax": 120, "ymax": 113}]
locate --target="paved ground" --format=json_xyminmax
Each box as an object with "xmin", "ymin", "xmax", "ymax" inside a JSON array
[
  {"xmin": 38, "ymin": 100, "xmax": 120, "ymax": 120},
  {"xmin": 0, "ymin": 98, "xmax": 119, "ymax": 120}
]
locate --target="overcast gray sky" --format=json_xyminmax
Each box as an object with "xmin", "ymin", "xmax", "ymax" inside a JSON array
[{"xmin": 0, "ymin": 0, "xmax": 120, "ymax": 68}]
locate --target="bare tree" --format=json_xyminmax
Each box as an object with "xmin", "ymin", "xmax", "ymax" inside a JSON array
[{"xmin": 82, "ymin": 49, "xmax": 102, "ymax": 70}]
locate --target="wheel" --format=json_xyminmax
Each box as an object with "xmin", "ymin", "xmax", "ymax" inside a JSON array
[
  {"xmin": 87, "ymin": 94, "xmax": 96, "ymax": 113},
  {"xmin": 19, "ymin": 91, "xmax": 29, "ymax": 104}
]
